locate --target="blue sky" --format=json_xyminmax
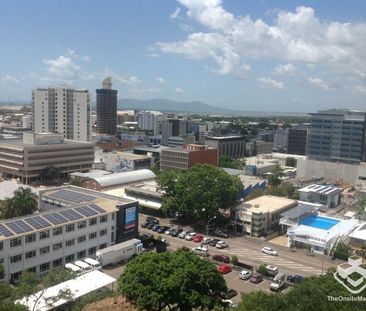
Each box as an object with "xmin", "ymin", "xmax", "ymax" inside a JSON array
[{"xmin": 0, "ymin": 0, "xmax": 365, "ymax": 112}]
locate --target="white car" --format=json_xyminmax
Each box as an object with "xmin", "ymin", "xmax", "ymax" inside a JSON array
[
  {"xmin": 192, "ymin": 246, "xmax": 209, "ymax": 257},
  {"xmin": 165, "ymin": 228, "xmax": 173, "ymax": 235},
  {"xmin": 216, "ymin": 240, "xmax": 229, "ymax": 249},
  {"xmin": 185, "ymin": 232, "xmax": 197, "ymax": 241},
  {"xmin": 239, "ymin": 269, "xmax": 252, "ymax": 280},
  {"xmin": 262, "ymin": 247, "xmax": 278, "ymax": 256},
  {"xmin": 222, "ymin": 300, "xmax": 238, "ymax": 308},
  {"xmin": 178, "ymin": 231, "xmax": 187, "ymax": 239}
]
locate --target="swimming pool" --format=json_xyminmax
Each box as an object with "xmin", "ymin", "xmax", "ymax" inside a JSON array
[{"xmin": 299, "ymin": 215, "xmax": 340, "ymax": 230}]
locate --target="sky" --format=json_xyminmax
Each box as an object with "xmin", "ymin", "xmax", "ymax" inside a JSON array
[{"xmin": 0, "ymin": 0, "xmax": 366, "ymax": 112}]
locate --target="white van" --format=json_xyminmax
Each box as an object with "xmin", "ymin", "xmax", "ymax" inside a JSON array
[
  {"xmin": 270, "ymin": 272, "xmax": 285, "ymax": 291},
  {"xmin": 65, "ymin": 263, "xmax": 83, "ymax": 276},
  {"xmin": 84, "ymin": 258, "xmax": 102, "ymax": 270},
  {"xmin": 192, "ymin": 246, "xmax": 210, "ymax": 257},
  {"xmin": 74, "ymin": 260, "xmax": 93, "ymax": 273}
]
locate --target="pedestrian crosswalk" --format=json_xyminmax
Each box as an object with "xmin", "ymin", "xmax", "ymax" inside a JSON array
[{"xmin": 218, "ymin": 248, "xmax": 322, "ymax": 275}]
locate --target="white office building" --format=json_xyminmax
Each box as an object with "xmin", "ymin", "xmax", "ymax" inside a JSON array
[
  {"xmin": 32, "ymin": 87, "xmax": 91, "ymax": 142},
  {"xmin": 0, "ymin": 186, "xmax": 138, "ymax": 283},
  {"xmin": 299, "ymin": 184, "xmax": 342, "ymax": 208},
  {"xmin": 137, "ymin": 111, "xmax": 163, "ymax": 136}
]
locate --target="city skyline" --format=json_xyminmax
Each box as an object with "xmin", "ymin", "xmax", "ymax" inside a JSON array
[{"xmin": 0, "ymin": 0, "xmax": 366, "ymax": 112}]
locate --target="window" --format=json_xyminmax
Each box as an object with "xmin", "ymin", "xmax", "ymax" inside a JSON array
[
  {"xmin": 77, "ymin": 250, "xmax": 86, "ymax": 259},
  {"xmin": 100, "ymin": 229, "xmax": 107, "ymax": 237},
  {"xmin": 66, "ymin": 224, "xmax": 75, "ymax": 232},
  {"xmin": 40, "ymin": 262, "xmax": 50, "ymax": 273},
  {"xmin": 78, "ymin": 221, "xmax": 86, "ymax": 229},
  {"xmin": 65, "ymin": 254, "xmax": 74, "ymax": 263},
  {"xmin": 10, "ymin": 238, "xmax": 21, "ymax": 248},
  {"xmin": 27, "ymin": 267, "xmax": 36, "ymax": 273},
  {"xmin": 10, "ymin": 254, "xmax": 22, "ymax": 263},
  {"xmin": 40, "ymin": 246, "xmax": 50, "ymax": 255},
  {"xmin": 26, "ymin": 250, "xmax": 36, "ymax": 259},
  {"xmin": 39, "ymin": 230, "xmax": 50, "ymax": 240},
  {"xmin": 0, "ymin": 242, "xmax": 3, "ymax": 251},
  {"xmin": 66, "ymin": 239, "xmax": 75, "ymax": 247},
  {"xmin": 88, "ymin": 247, "xmax": 97, "ymax": 256},
  {"xmin": 53, "ymin": 258, "xmax": 63, "ymax": 268},
  {"xmin": 25, "ymin": 233, "xmax": 36, "ymax": 244},
  {"xmin": 77, "ymin": 235, "xmax": 86, "ymax": 243},
  {"xmin": 99, "ymin": 243, "xmax": 107, "ymax": 250},
  {"xmin": 112, "ymin": 213, "xmax": 115, "ymax": 220},
  {"xmin": 53, "ymin": 242, "xmax": 62, "ymax": 251},
  {"xmin": 89, "ymin": 218, "xmax": 97, "ymax": 226},
  {"xmin": 89, "ymin": 232, "xmax": 97, "ymax": 240},
  {"xmin": 100, "ymin": 215, "xmax": 107, "ymax": 223},
  {"xmin": 53, "ymin": 227, "xmax": 63, "ymax": 236}
]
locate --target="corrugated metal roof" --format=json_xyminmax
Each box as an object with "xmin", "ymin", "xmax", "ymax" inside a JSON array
[{"xmin": 93, "ymin": 169, "xmax": 156, "ymax": 188}]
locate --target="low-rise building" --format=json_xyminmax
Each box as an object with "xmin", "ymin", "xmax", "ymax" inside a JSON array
[
  {"xmin": 244, "ymin": 156, "xmax": 279, "ymax": 176},
  {"xmin": 233, "ymin": 195, "xmax": 298, "ymax": 237},
  {"xmin": 0, "ymin": 185, "xmax": 138, "ymax": 282},
  {"xmin": 205, "ymin": 136, "xmax": 245, "ymax": 159},
  {"xmin": 299, "ymin": 184, "xmax": 342, "ymax": 208},
  {"xmin": 160, "ymin": 144, "xmax": 218, "ymax": 171},
  {"xmin": 0, "ymin": 133, "xmax": 94, "ymax": 184},
  {"xmin": 246, "ymin": 140, "xmax": 274, "ymax": 156},
  {"xmin": 349, "ymin": 223, "xmax": 366, "ymax": 248}
]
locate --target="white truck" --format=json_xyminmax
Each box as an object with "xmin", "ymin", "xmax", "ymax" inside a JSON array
[
  {"xmin": 270, "ymin": 272, "xmax": 285, "ymax": 291},
  {"xmin": 96, "ymin": 238, "xmax": 143, "ymax": 266}
]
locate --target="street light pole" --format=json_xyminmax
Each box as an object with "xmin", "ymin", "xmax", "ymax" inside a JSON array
[{"xmin": 206, "ymin": 216, "xmax": 217, "ymax": 236}]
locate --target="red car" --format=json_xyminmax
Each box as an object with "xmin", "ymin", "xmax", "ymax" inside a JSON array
[
  {"xmin": 212, "ymin": 254, "xmax": 230, "ymax": 263},
  {"xmin": 218, "ymin": 264, "xmax": 232, "ymax": 274},
  {"xmin": 193, "ymin": 234, "xmax": 204, "ymax": 243}
]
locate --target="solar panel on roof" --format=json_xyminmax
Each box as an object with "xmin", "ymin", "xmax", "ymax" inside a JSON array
[
  {"xmin": 74, "ymin": 206, "xmax": 98, "ymax": 217},
  {"xmin": 88, "ymin": 204, "xmax": 106, "ymax": 214},
  {"xmin": 0, "ymin": 224, "xmax": 14, "ymax": 237},
  {"xmin": 24, "ymin": 216, "xmax": 52, "ymax": 230},
  {"xmin": 49, "ymin": 189, "xmax": 96, "ymax": 204},
  {"xmin": 43, "ymin": 213, "xmax": 69, "ymax": 225},
  {"xmin": 59, "ymin": 209, "xmax": 84, "ymax": 221},
  {"xmin": 5, "ymin": 220, "xmax": 33, "ymax": 234}
]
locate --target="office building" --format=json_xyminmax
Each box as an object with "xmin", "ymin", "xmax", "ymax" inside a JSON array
[
  {"xmin": 32, "ymin": 87, "xmax": 91, "ymax": 142},
  {"xmin": 137, "ymin": 111, "xmax": 163, "ymax": 136},
  {"xmin": 96, "ymin": 77, "xmax": 118, "ymax": 136},
  {"xmin": 0, "ymin": 185, "xmax": 138, "ymax": 282},
  {"xmin": 161, "ymin": 119, "xmax": 187, "ymax": 146},
  {"xmin": 188, "ymin": 122, "xmax": 207, "ymax": 144},
  {"xmin": 246, "ymin": 140, "xmax": 273, "ymax": 156},
  {"xmin": 117, "ymin": 110, "xmax": 137, "ymax": 125},
  {"xmin": 287, "ymin": 125, "xmax": 308, "ymax": 155},
  {"xmin": 307, "ymin": 110, "xmax": 366, "ymax": 163},
  {"xmin": 160, "ymin": 144, "xmax": 218, "ymax": 171},
  {"xmin": 298, "ymin": 184, "xmax": 342, "ymax": 208},
  {"xmin": 22, "ymin": 114, "xmax": 32, "ymax": 129},
  {"xmin": 167, "ymin": 133, "xmax": 195, "ymax": 147},
  {"xmin": 204, "ymin": 136, "xmax": 245, "ymax": 159},
  {"xmin": 0, "ymin": 133, "xmax": 94, "ymax": 184},
  {"xmin": 257, "ymin": 130, "xmax": 273, "ymax": 142},
  {"xmin": 273, "ymin": 128, "xmax": 288, "ymax": 152}
]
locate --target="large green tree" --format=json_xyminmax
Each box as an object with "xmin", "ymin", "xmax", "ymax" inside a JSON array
[
  {"xmin": 119, "ymin": 250, "xmax": 226, "ymax": 311},
  {"xmin": 157, "ymin": 164, "xmax": 243, "ymax": 223},
  {"xmin": 40, "ymin": 166, "xmax": 60, "ymax": 182},
  {"xmin": 218, "ymin": 156, "xmax": 244, "ymax": 169},
  {"xmin": 0, "ymin": 188, "xmax": 38, "ymax": 219},
  {"xmin": 333, "ymin": 241, "xmax": 351, "ymax": 260}
]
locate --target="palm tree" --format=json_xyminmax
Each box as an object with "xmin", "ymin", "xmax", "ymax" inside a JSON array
[{"xmin": 0, "ymin": 188, "xmax": 38, "ymax": 219}]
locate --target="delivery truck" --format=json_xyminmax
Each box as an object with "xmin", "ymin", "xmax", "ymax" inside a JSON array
[{"xmin": 96, "ymin": 238, "xmax": 143, "ymax": 266}]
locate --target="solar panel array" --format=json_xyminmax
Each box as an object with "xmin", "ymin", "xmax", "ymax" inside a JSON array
[
  {"xmin": 0, "ymin": 205, "xmax": 107, "ymax": 238},
  {"xmin": 49, "ymin": 189, "xmax": 96, "ymax": 204}
]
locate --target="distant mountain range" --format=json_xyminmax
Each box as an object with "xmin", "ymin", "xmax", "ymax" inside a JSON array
[{"xmin": 117, "ymin": 98, "xmax": 233, "ymax": 114}]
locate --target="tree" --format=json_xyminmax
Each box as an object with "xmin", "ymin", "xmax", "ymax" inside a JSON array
[
  {"xmin": 285, "ymin": 157, "xmax": 297, "ymax": 167},
  {"xmin": 156, "ymin": 169, "xmax": 179, "ymax": 197},
  {"xmin": 257, "ymin": 264, "xmax": 267, "ymax": 275},
  {"xmin": 158, "ymin": 164, "xmax": 243, "ymax": 224},
  {"xmin": 40, "ymin": 166, "xmax": 60, "ymax": 182},
  {"xmin": 70, "ymin": 178, "xmax": 82, "ymax": 187},
  {"xmin": 119, "ymin": 250, "xmax": 226, "ymax": 311},
  {"xmin": 231, "ymin": 255, "xmax": 238, "ymax": 265},
  {"xmin": 218, "ymin": 156, "xmax": 244, "ymax": 169},
  {"xmin": 268, "ymin": 174, "xmax": 281, "ymax": 187},
  {"xmin": 0, "ymin": 188, "xmax": 38, "ymax": 219},
  {"xmin": 333, "ymin": 241, "xmax": 351, "ymax": 260}
]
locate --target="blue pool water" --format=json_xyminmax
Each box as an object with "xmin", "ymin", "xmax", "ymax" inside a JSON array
[{"xmin": 299, "ymin": 215, "xmax": 340, "ymax": 230}]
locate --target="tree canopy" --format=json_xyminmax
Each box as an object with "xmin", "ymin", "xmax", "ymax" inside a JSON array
[
  {"xmin": 333, "ymin": 241, "xmax": 351, "ymax": 260},
  {"xmin": 40, "ymin": 166, "xmax": 60, "ymax": 182},
  {"xmin": 156, "ymin": 164, "xmax": 243, "ymax": 223},
  {"xmin": 118, "ymin": 250, "xmax": 226, "ymax": 311},
  {"xmin": 218, "ymin": 156, "xmax": 244, "ymax": 169},
  {"xmin": 0, "ymin": 187, "xmax": 38, "ymax": 219}
]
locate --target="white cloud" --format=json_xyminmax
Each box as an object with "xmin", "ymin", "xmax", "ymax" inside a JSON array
[
  {"xmin": 175, "ymin": 87, "xmax": 185, "ymax": 93},
  {"xmin": 43, "ymin": 55, "xmax": 80, "ymax": 79},
  {"xmin": 170, "ymin": 7, "xmax": 181, "ymax": 20},
  {"xmin": 257, "ymin": 77, "xmax": 284, "ymax": 90},
  {"xmin": 157, "ymin": 77, "xmax": 166, "ymax": 84},
  {"xmin": 179, "ymin": 23, "xmax": 194, "ymax": 32},
  {"xmin": 157, "ymin": 2, "xmax": 366, "ymax": 84},
  {"xmin": 354, "ymin": 85, "xmax": 366, "ymax": 95},
  {"xmin": 308, "ymin": 77, "xmax": 334, "ymax": 91},
  {"xmin": 1, "ymin": 75, "xmax": 20, "ymax": 85},
  {"xmin": 66, "ymin": 48, "xmax": 90, "ymax": 62},
  {"xmin": 274, "ymin": 63, "xmax": 295, "ymax": 75}
]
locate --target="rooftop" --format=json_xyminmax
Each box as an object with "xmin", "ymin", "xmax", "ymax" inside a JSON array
[
  {"xmin": 349, "ymin": 222, "xmax": 366, "ymax": 241},
  {"xmin": 299, "ymin": 184, "xmax": 342, "ymax": 195},
  {"xmin": 206, "ymin": 135, "xmax": 244, "ymax": 140},
  {"xmin": 241, "ymin": 195, "xmax": 297, "ymax": 214}
]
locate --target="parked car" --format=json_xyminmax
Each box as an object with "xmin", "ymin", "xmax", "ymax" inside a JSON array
[
  {"xmin": 209, "ymin": 238, "xmax": 221, "ymax": 247},
  {"xmin": 270, "ymin": 272, "xmax": 285, "ymax": 291},
  {"xmin": 192, "ymin": 246, "xmax": 209, "ymax": 257},
  {"xmin": 212, "ymin": 229, "xmax": 229, "ymax": 239},
  {"xmin": 171, "ymin": 228, "xmax": 183, "ymax": 237},
  {"xmin": 157, "ymin": 226, "xmax": 170, "ymax": 234},
  {"xmin": 141, "ymin": 221, "xmax": 150, "ymax": 228},
  {"xmin": 239, "ymin": 270, "xmax": 252, "ymax": 280},
  {"xmin": 202, "ymin": 237, "xmax": 212, "ymax": 245},
  {"xmin": 212, "ymin": 254, "xmax": 230, "ymax": 263},
  {"xmin": 220, "ymin": 288, "xmax": 238, "ymax": 299},
  {"xmin": 287, "ymin": 274, "xmax": 304, "ymax": 284},
  {"xmin": 222, "ymin": 299, "xmax": 238, "ymax": 308},
  {"xmin": 193, "ymin": 234, "xmax": 204, "ymax": 243},
  {"xmin": 250, "ymin": 272, "xmax": 263, "ymax": 284},
  {"xmin": 261, "ymin": 246, "xmax": 278, "ymax": 256},
  {"xmin": 152, "ymin": 225, "xmax": 161, "ymax": 232},
  {"xmin": 216, "ymin": 240, "xmax": 229, "ymax": 249},
  {"xmin": 265, "ymin": 265, "xmax": 279, "ymax": 276},
  {"xmin": 178, "ymin": 231, "xmax": 189, "ymax": 239},
  {"xmin": 161, "ymin": 239, "xmax": 170, "ymax": 246},
  {"xmin": 218, "ymin": 264, "xmax": 232, "ymax": 274},
  {"xmin": 185, "ymin": 232, "xmax": 197, "ymax": 241},
  {"xmin": 146, "ymin": 222, "xmax": 155, "ymax": 230},
  {"xmin": 146, "ymin": 216, "xmax": 159, "ymax": 224},
  {"xmin": 165, "ymin": 227, "xmax": 174, "ymax": 235}
]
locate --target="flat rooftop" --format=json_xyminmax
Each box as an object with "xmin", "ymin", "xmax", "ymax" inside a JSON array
[
  {"xmin": 107, "ymin": 151, "xmax": 151, "ymax": 160},
  {"xmin": 299, "ymin": 184, "xmax": 341, "ymax": 195},
  {"xmin": 241, "ymin": 195, "xmax": 297, "ymax": 214},
  {"xmin": 0, "ymin": 138, "xmax": 92, "ymax": 149}
]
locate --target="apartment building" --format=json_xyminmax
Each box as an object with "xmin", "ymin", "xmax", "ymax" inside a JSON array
[
  {"xmin": 160, "ymin": 144, "xmax": 218, "ymax": 171},
  {"xmin": 0, "ymin": 133, "xmax": 94, "ymax": 184},
  {"xmin": 204, "ymin": 136, "xmax": 246, "ymax": 159},
  {"xmin": 287, "ymin": 125, "xmax": 308, "ymax": 155},
  {"xmin": 137, "ymin": 111, "xmax": 163, "ymax": 136},
  {"xmin": 32, "ymin": 87, "xmax": 91, "ymax": 142},
  {"xmin": 0, "ymin": 186, "xmax": 138, "ymax": 282}
]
